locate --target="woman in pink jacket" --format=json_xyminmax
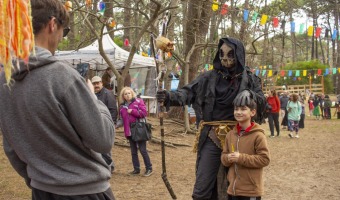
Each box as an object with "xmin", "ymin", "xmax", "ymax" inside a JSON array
[{"xmin": 119, "ymin": 87, "xmax": 153, "ymax": 177}]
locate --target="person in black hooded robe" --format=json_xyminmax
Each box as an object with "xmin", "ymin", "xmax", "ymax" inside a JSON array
[{"xmin": 157, "ymin": 37, "xmax": 266, "ymax": 200}]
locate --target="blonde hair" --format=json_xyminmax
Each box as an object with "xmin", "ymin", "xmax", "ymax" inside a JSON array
[{"xmin": 119, "ymin": 87, "xmax": 137, "ymax": 103}]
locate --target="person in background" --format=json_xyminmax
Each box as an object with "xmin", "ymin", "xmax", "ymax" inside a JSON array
[
  {"xmin": 266, "ymin": 90, "xmax": 281, "ymax": 137},
  {"xmin": 92, "ymin": 75, "xmax": 118, "ymax": 173},
  {"xmin": 323, "ymin": 95, "xmax": 332, "ymax": 119},
  {"xmin": 281, "ymin": 94, "xmax": 291, "ymax": 129},
  {"xmin": 119, "ymin": 87, "xmax": 153, "ymax": 177},
  {"xmin": 299, "ymin": 99, "xmax": 306, "ymax": 129},
  {"xmin": 319, "ymin": 94, "xmax": 325, "ymax": 119},
  {"xmin": 0, "ymin": 0, "xmax": 116, "ymax": 199},
  {"xmin": 102, "ymin": 67, "xmax": 116, "ymax": 92},
  {"xmin": 279, "ymin": 92, "xmax": 289, "ymax": 128},
  {"xmin": 221, "ymin": 92, "xmax": 270, "ymax": 200},
  {"xmin": 307, "ymin": 97, "xmax": 314, "ymax": 117},
  {"xmin": 313, "ymin": 95, "xmax": 321, "ymax": 120},
  {"xmin": 287, "ymin": 94, "xmax": 302, "ymax": 138}
]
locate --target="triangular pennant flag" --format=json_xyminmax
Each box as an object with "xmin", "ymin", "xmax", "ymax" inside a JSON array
[
  {"xmin": 338, "ymin": 35, "xmax": 340, "ymax": 40},
  {"xmin": 255, "ymin": 69, "xmax": 260, "ymax": 76},
  {"xmin": 333, "ymin": 68, "xmax": 337, "ymax": 74},
  {"xmin": 221, "ymin": 4, "xmax": 228, "ymax": 15},
  {"xmin": 208, "ymin": 64, "xmax": 213, "ymax": 70},
  {"xmin": 273, "ymin": 17, "xmax": 279, "ymax": 28},
  {"xmin": 243, "ymin": 9, "xmax": 249, "ymax": 22},
  {"xmin": 288, "ymin": 70, "xmax": 292, "ymax": 76},
  {"xmin": 262, "ymin": 70, "xmax": 267, "ymax": 76},
  {"xmin": 332, "ymin": 29, "xmax": 337, "ymax": 40},
  {"xmin": 299, "ymin": 24, "xmax": 305, "ymax": 34},
  {"xmin": 317, "ymin": 69, "xmax": 322, "ymax": 75},
  {"xmin": 268, "ymin": 70, "xmax": 273, "ymax": 77},
  {"xmin": 307, "ymin": 26, "xmax": 314, "ymax": 36},
  {"xmin": 315, "ymin": 27, "xmax": 322, "ymax": 38},
  {"xmin": 296, "ymin": 70, "xmax": 300, "ymax": 77},
  {"xmin": 303, "ymin": 70, "xmax": 307, "ymax": 76},
  {"xmin": 252, "ymin": 12, "xmax": 258, "ymax": 23},
  {"xmin": 280, "ymin": 70, "xmax": 285, "ymax": 77},
  {"xmin": 338, "ymin": 68, "xmax": 340, "ymax": 73},
  {"xmin": 260, "ymin": 14, "xmax": 268, "ymax": 25},
  {"xmin": 291, "ymin": 21, "xmax": 295, "ymax": 32}
]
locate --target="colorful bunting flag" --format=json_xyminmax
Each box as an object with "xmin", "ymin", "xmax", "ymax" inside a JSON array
[
  {"xmin": 273, "ymin": 17, "xmax": 279, "ymax": 28},
  {"xmin": 256, "ymin": 69, "xmax": 260, "ymax": 76},
  {"xmin": 260, "ymin": 15, "xmax": 268, "ymax": 25},
  {"xmin": 307, "ymin": 26, "xmax": 313, "ymax": 36},
  {"xmin": 303, "ymin": 70, "xmax": 307, "ymax": 76},
  {"xmin": 252, "ymin": 12, "xmax": 258, "ymax": 23},
  {"xmin": 288, "ymin": 70, "xmax": 292, "ymax": 76},
  {"xmin": 333, "ymin": 68, "xmax": 337, "ymax": 74},
  {"xmin": 243, "ymin": 9, "xmax": 249, "ymax": 22},
  {"xmin": 221, "ymin": 4, "xmax": 228, "ymax": 15},
  {"xmin": 299, "ymin": 24, "xmax": 305, "ymax": 34},
  {"xmin": 315, "ymin": 27, "xmax": 322, "ymax": 38},
  {"xmin": 280, "ymin": 70, "xmax": 285, "ymax": 77},
  {"xmin": 295, "ymin": 70, "xmax": 300, "ymax": 77},
  {"xmin": 212, "ymin": 0, "xmax": 219, "ymax": 11},
  {"xmin": 268, "ymin": 70, "xmax": 272, "ymax": 77},
  {"xmin": 262, "ymin": 70, "xmax": 266, "ymax": 76},
  {"xmin": 324, "ymin": 68, "xmax": 329, "ymax": 75},
  {"xmin": 290, "ymin": 21, "xmax": 295, "ymax": 33},
  {"xmin": 317, "ymin": 69, "xmax": 322, "ymax": 75},
  {"xmin": 332, "ymin": 29, "xmax": 337, "ymax": 40}
]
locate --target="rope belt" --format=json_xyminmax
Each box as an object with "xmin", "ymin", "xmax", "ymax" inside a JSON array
[{"xmin": 193, "ymin": 120, "xmax": 237, "ymax": 152}]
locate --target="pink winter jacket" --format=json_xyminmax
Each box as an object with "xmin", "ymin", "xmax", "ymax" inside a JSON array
[{"xmin": 119, "ymin": 98, "xmax": 148, "ymax": 137}]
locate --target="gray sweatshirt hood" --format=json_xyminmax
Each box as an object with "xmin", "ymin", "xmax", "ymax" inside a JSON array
[{"xmin": 12, "ymin": 47, "xmax": 57, "ymax": 81}]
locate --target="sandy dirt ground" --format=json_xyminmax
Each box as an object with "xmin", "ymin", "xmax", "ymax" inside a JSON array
[{"xmin": 1, "ymin": 116, "xmax": 340, "ymax": 200}]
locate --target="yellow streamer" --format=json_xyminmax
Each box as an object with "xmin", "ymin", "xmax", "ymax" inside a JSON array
[{"xmin": 0, "ymin": 0, "xmax": 34, "ymax": 84}]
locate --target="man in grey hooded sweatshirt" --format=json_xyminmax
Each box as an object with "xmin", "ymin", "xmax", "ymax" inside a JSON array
[{"xmin": 0, "ymin": 0, "xmax": 115, "ymax": 199}]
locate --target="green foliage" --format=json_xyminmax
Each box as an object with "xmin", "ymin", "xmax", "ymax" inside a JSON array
[{"xmin": 275, "ymin": 60, "xmax": 333, "ymax": 93}]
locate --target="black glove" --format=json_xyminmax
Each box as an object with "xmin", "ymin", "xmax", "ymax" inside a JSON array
[
  {"xmin": 156, "ymin": 90, "xmax": 169, "ymax": 103},
  {"xmin": 233, "ymin": 90, "xmax": 252, "ymax": 107}
]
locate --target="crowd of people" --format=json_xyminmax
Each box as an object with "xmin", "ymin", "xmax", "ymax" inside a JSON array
[{"xmin": 265, "ymin": 89, "xmax": 339, "ymax": 140}]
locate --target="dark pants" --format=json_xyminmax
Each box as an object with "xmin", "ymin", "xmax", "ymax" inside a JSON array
[
  {"xmin": 32, "ymin": 187, "xmax": 115, "ymax": 200},
  {"xmin": 128, "ymin": 137, "xmax": 152, "ymax": 171},
  {"xmin": 268, "ymin": 112, "xmax": 280, "ymax": 136},
  {"xmin": 227, "ymin": 195, "xmax": 261, "ymax": 200},
  {"xmin": 193, "ymin": 138, "xmax": 225, "ymax": 200},
  {"xmin": 299, "ymin": 114, "xmax": 305, "ymax": 128}
]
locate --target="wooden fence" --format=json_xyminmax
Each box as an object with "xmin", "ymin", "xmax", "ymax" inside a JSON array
[{"xmin": 263, "ymin": 84, "xmax": 324, "ymax": 95}]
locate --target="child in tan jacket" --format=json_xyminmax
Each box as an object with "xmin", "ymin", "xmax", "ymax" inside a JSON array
[{"xmin": 221, "ymin": 93, "xmax": 270, "ymax": 200}]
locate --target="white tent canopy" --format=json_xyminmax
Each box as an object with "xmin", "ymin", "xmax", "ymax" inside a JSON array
[{"xmin": 55, "ymin": 31, "xmax": 156, "ymax": 70}]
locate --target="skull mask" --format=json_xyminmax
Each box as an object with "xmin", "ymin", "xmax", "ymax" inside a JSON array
[{"xmin": 219, "ymin": 43, "xmax": 236, "ymax": 68}]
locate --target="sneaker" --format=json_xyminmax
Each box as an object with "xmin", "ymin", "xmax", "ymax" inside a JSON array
[
  {"xmin": 288, "ymin": 133, "xmax": 293, "ymax": 138},
  {"xmin": 144, "ymin": 169, "xmax": 153, "ymax": 177},
  {"xmin": 295, "ymin": 135, "xmax": 299, "ymax": 138},
  {"xmin": 269, "ymin": 135, "xmax": 275, "ymax": 138},
  {"xmin": 129, "ymin": 169, "xmax": 140, "ymax": 175}
]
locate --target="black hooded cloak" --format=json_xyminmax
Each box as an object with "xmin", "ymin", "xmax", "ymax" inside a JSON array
[{"xmin": 166, "ymin": 37, "xmax": 266, "ymax": 151}]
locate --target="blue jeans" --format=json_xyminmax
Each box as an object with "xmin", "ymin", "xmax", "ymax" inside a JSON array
[{"xmin": 128, "ymin": 137, "xmax": 152, "ymax": 171}]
